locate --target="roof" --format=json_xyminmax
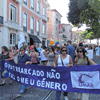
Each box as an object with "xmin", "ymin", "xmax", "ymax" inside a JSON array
[{"xmin": 48, "ymin": 9, "xmax": 62, "ymax": 17}]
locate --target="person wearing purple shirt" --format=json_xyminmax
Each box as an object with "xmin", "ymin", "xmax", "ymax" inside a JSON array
[{"xmin": 67, "ymin": 40, "xmax": 75, "ymax": 63}]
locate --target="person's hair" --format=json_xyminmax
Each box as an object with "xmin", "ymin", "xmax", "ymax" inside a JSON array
[
  {"xmin": 67, "ymin": 40, "xmax": 72, "ymax": 44},
  {"xmin": 60, "ymin": 46, "xmax": 67, "ymax": 54},
  {"xmin": 20, "ymin": 47, "xmax": 25, "ymax": 51},
  {"xmin": 64, "ymin": 44, "xmax": 66, "ymax": 46},
  {"xmin": 33, "ymin": 47, "xmax": 39, "ymax": 53},
  {"xmin": 43, "ymin": 46, "xmax": 47, "ymax": 49},
  {"xmin": 77, "ymin": 47, "xmax": 86, "ymax": 58},
  {"xmin": 89, "ymin": 46, "xmax": 92, "ymax": 49},
  {"xmin": 50, "ymin": 46, "xmax": 54, "ymax": 52},
  {"xmin": 79, "ymin": 42, "xmax": 83, "ymax": 47},
  {"xmin": 25, "ymin": 45, "xmax": 28, "ymax": 49},
  {"xmin": 2, "ymin": 46, "xmax": 9, "ymax": 52},
  {"xmin": 15, "ymin": 45, "xmax": 18, "ymax": 49}
]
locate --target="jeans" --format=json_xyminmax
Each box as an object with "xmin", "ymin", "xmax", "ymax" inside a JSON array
[
  {"xmin": 20, "ymin": 84, "xmax": 26, "ymax": 93},
  {"xmin": 56, "ymin": 91, "xmax": 68, "ymax": 100}
]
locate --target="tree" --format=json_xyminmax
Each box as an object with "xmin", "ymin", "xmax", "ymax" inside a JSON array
[
  {"xmin": 81, "ymin": 30, "xmax": 88, "ymax": 39},
  {"xmin": 68, "ymin": 0, "xmax": 100, "ymax": 39},
  {"xmin": 68, "ymin": 0, "xmax": 81, "ymax": 25},
  {"xmin": 81, "ymin": 30, "xmax": 95, "ymax": 40}
]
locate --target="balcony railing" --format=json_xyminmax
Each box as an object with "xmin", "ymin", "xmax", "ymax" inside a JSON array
[
  {"xmin": 13, "ymin": 0, "xmax": 19, "ymax": 3},
  {"xmin": 8, "ymin": 20, "xmax": 19, "ymax": 28},
  {"xmin": 31, "ymin": 29, "xmax": 34, "ymax": 34},
  {"xmin": 41, "ymin": 33, "xmax": 47, "ymax": 38},
  {"xmin": 42, "ymin": 15, "xmax": 48, "ymax": 21}
]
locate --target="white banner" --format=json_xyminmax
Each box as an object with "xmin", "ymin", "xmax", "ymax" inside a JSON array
[{"xmin": 70, "ymin": 71, "xmax": 100, "ymax": 89}]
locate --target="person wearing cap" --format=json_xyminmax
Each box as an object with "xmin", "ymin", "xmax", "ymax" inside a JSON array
[{"xmin": 40, "ymin": 46, "xmax": 48, "ymax": 65}]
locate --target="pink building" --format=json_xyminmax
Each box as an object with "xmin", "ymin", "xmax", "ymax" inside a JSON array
[
  {"xmin": 47, "ymin": 9, "xmax": 62, "ymax": 44},
  {"xmin": 0, "ymin": 0, "xmax": 49, "ymax": 50},
  {"xmin": 59, "ymin": 24, "xmax": 74, "ymax": 44}
]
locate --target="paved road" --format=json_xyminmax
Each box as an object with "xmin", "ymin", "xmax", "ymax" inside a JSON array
[{"xmin": 0, "ymin": 54, "xmax": 100, "ymax": 100}]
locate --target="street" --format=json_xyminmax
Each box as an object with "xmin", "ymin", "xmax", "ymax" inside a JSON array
[{"xmin": 0, "ymin": 54, "xmax": 100, "ymax": 100}]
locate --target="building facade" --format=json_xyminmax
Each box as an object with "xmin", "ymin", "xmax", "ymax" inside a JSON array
[
  {"xmin": 0, "ymin": 0, "xmax": 49, "ymax": 51},
  {"xmin": 73, "ymin": 30, "xmax": 83, "ymax": 44},
  {"xmin": 59, "ymin": 24, "xmax": 74, "ymax": 45},
  {"xmin": 47, "ymin": 9, "xmax": 62, "ymax": 44}
]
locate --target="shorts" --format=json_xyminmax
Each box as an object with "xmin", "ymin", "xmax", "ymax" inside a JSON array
[{"xmin": 41, "ymin": 60, "xmax": 48, "ymax": 63}]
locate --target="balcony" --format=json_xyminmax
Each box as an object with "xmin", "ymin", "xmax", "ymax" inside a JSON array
[
  {"xmin": 0, "ymin": 16, "xmax": 3, "ymax": 25},
  {"xmin": 31, "ymin": 29, "xmax": 34, "ymax": 34},
  {"xmin": 8, "ymin": 20, "xmax": 19, "ymax": 28},
  {"xmin": 37, "ymin": 32, "xmax": 39, "ymax": 36},
  {"xmin": 42, "ymin": 15, "xmax": 48, "ymax": 22},
  {"xmin": 40, "ymin": 33, "xmax": 47, "ymax": 38}
]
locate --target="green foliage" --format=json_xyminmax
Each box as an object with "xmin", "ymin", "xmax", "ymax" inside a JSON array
[
  {"xmin": 86, "ymin": 31, "xmax": 95, "ymax": 39},
  {"xmin": 81, "ymin": 30, "xmax": 95, "ymax": 39},
  {"xmin": 68, "ymin": 0, "xmax": 100, "ymax": 39}
]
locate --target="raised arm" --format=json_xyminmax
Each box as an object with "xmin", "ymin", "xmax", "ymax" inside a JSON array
[
  {"xmin": 67, "ymin": 56, "xmax": 73, "ymax": 68},
  {"xmin": 54, "ymin": 55, "xmax": 59, "ymax": 68},
  {"xmin": 88, "ymin": 57, "xmax": 96, "ymax": 65}
]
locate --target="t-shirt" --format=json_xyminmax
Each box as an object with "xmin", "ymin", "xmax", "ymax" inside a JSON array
[
  {"xmin": 67, "ymin": 45, "xmax": 75, "ymax": 63},
  {"xmin": 18, "ymin": 54, "xmax": 31, "ymax": 63},
  {"xmin": 36, "ymin": 48, "xmax": 41, "ymax": 52}
]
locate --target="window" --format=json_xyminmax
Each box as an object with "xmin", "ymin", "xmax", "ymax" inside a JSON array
[
  {"xmin": 31, "ymin": 0, "xmax": 34, "ymax": 10},
  {"xmin": 37, "ymin": 20, "xmax": 40, "ymax": 35},
  {"xmin": 63, "ymin": 27, "xmax": 65, "ymax": 32},
  {"xmin": 31, "ymin": 17, "xmax": 34, "ymax": 34},
  {"xmin": 10, "ymin": 5, "xmax": 16, "ymax": 22},
  {"xmin": 23, "ymin": 0, "xmax": 27, "ymax": 5},
  {"xmin": 23, "ymin": 13, "xmax": 27, "ymax": 32},
  {"xmin": 43, "ymin": 23, "xmax": 45, "ymax": 34},
  {"xmin": 10, "ymin": 33, "xmax": 16, "ymax": 45},
  {"xmin": 43, "ymin": 7, "xmax": 46, "ymax": 16},
  {"xmin": 37, "ymin": 1, "xmax": 40, "ymax": 14}
]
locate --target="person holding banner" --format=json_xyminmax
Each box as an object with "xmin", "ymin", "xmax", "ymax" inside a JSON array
[
  {"xmin": 27, "ymin": 47, "xmax": 39, "ymax": 65},
  {"xmin": 47, "ymin": 47, "xmax": 59, "ymax": 66},
  {"xmin": 17, "ymin": 47, "xmax": 31, "ymax": 94},
  {"xmin": 0, "ymin": 46, "xmax": 13, "ymax": 86},
  {"xmin": 74, "ymin": 47, "xmax": 96, "ymax": 100},
  {"xmin": 13, "ymin": 45, "xmax": 19, "ymax": 63},
  {"xmin": 54, "ymin": 46, "xmax": 73, "ymax": 100},
  {"xmin": 40, "ymin": 46, "xmax": 48, "ymax": 66}
]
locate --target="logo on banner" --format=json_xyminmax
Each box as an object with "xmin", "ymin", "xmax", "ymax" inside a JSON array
[
  {"xmin": 78, "ymin": 73, "xmax": 93, "ymax": 87},
  {"xmin": 70, "ymin": 71, "xmax": 100, "ymax": 89}
]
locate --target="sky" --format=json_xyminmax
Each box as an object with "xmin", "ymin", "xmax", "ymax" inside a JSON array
[{"xmin": 48, "ymin": 0, "xmax": 70, "ymax": 24}]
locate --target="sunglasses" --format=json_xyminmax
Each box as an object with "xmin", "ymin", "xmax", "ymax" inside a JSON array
[
  {"xmin": 78, "ymin": 51, "xmax": 82, "ymax": 53},
  {"xmin": 20, "ymin": 50, "xmax": 24, "ymax": 51},
  {"xmin": 62, "ymin": 50, "xmax": 67, "ymax": 52}
]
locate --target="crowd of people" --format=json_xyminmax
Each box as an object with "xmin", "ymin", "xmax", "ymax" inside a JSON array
[{"xmin": 0, "ymin": 40, "xmax": 98, "ymax": 100}]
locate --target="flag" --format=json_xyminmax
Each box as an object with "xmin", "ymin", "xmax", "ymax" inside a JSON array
[
  {"xmin": 55, "ymin": 39, "xmax": 59, "ymax": 47},
  {"xmin": 18, "ymin": 33, "xmax": 25, "ymax": 49}
]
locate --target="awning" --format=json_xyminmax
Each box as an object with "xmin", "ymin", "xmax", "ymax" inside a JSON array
[{"xmin": 28, "ymin": 34, "xmax": 41, "ymax": 43}]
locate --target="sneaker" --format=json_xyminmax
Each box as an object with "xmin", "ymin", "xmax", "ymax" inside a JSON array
[
  {"xmin": 64, "ymin": 96, "xmax": 68, "ymax": 100},
  {"xmin": 20, "ymin": 90, "xmax": 24, "ymax": 94}
]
